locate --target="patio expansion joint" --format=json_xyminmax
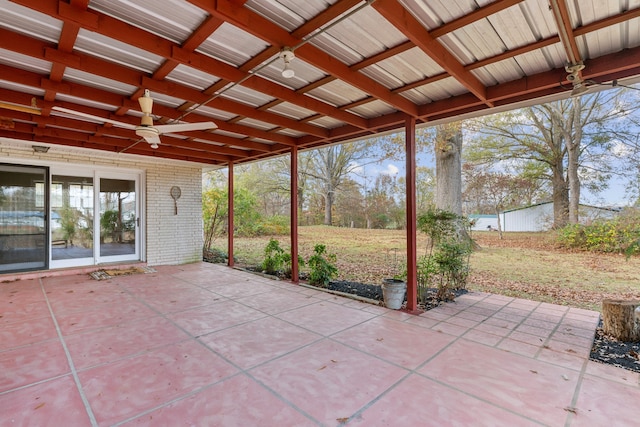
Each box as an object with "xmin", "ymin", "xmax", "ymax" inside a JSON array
[
  {"xmin": 39, "ymin": 278, "xmax": 99, "ymax": 427},
  {"xmin": 562, "ymin": 350, "xmax": 593, "ymax": 427}
]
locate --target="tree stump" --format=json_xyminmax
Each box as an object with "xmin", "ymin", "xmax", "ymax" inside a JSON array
[{"xmin": 602, "ymin": 299, "xmax": 640, "ymax": 342}]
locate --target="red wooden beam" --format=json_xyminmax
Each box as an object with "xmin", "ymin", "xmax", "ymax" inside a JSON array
[
  {"xmin": 290, "ymin": 146, "xmax": 299, "ymax": 283},
  {"xmin": 373, "ymin": 0, "xmax": 489, "ymax": 105},
  {"xmin": 404, "ymin": 116, "xmax": 418, "ymax": 313},
  {"xmin": 227, "ymin": 162, "xmax": 234, "ymax": 267}
]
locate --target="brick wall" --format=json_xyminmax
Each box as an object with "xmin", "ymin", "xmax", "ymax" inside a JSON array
[{"xmin": 0, "ymin": 138, "xmax": 204, "ymax": 266}]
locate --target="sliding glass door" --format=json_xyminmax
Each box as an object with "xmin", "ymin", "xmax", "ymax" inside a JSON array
[
  {"xmin": 0, "ymin": 164, "xmax": 48, "ymax": 272},
  {"xmin": 50, "ymin": 174, "xmax": 94, "ymax": 267},
  {"xmin": 98, "ymin": 175, "xmax": 139, "ymax": 263},
  {"xmin": 0, "ymin": 164, "xmax": 141, "ymax": 273}
]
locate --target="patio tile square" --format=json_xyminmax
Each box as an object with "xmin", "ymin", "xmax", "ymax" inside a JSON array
[
  {"xmin": 0, "ymin": 340, "xmax": 69, "ymax": 392},
  {"xmin": 0, "ymin": 315, "xmax": 58, "ymax": 351},
  {"xmin": 572, "ymin": 375, "xmax": 640, "ymax": 426},
  {"xmin": 473, "ymin": 322, "xmax": 515, "ymax": 338},
  {"xmin": 497, "ymin": 338, "xmax": 541, "ymax": 358},
  {"xmin": 47, "ymin": 290, "xmax": 141, "ymax": 317},
  {"xmin": 275, "ymin": 300, "xmax": 377, "ymax": 336},
  {"xmin": 198, "ymin": 316, "xmax": 321, "ymax": 369},
  {"xmin": 420, "ymin": 339, "xmax": 579, "ymax": 425},
  {"xmin": 535, "ymin": 346, "xmax": 586, "ymax": 371},
  {"xmin": 515, "ymin": 323, "xmax": 554, "ymax": 339},
  {"xmin": 0, "ymin": 281, "xmax": 46, "ymax": 310},
  {"xmin": 250, "ymin": 339, "xmax": 407, "ymax": 426},
  {"xmin": 445, "ymin": 314, "xmax": 481, "ymax": 328},
  {"xmin": 234, "ymin": 288, "xmax": 317, "ymax": 315},
  {"xmin": 462, "ymin": 329, "xmax": 504, "ymax": 346},
  {"xmin": 585, "ymin": 361, "xmax": 640, "ymax": 387},
  {"xmin": 0, "ymin": 376, "xmax": 92, "ymax": 426},
  {"xmin": 79, "ymin": 339, "xmax": 237, "ymax": 426},
  {"xmin": 55, "ymin": 299, "xmax": 157, "ymax": 335},
  {"xmin": 141, "ymin": 287, "xmax": 225, "ymax": 313},
  {"xmin": 65, "ymin": 316, "xmax": 190, "ymax": 370},
  {"xmin": 431, "ymin": 321, "xmax": 471, "ymax": 337},
  {"xmin": 507, "ymin": 330, "xmax": 546, "ymax": 347},
  {"xmin": 550, "ymin": 330, "xmax": 594, "ymax": 349},
  {"xmin": 167, "ymin": 299, "xmax": 267, "ymax": 337},
  {"xmin": 203, "ymin": 279, "xmax": 275, "ymax": 298},
  {"xmin": 121, "ymin": 374, "xmax": 314, "ymax": 426},
  {"xmin": 350, "ymin": 374, "xmax": 541, "ymax": 427},
  {"xmin": 405, "ymin": 315, "xmax": 440, "ymax": 329},
  {"xmin": 455, "ymin": 309, "xmax": 491, "ymax": 322},
  {"xmin": 0, "ymin": 300, "xmax": 51, "ymax": 325},
  {"xmin": 332, "ymin": 316, "xmax": 456, "ymax": 369}
]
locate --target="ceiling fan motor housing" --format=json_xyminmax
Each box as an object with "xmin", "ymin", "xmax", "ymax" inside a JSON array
[{"xmin": 135, "ymin": 126, "xmax": 160, "ymax": 139}]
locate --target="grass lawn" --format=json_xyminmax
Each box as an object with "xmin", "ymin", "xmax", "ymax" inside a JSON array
[{"xmin": 218, "ymin": 225, "xmax": 640, "ymax": 312}]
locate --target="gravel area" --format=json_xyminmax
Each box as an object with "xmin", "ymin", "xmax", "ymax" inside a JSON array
[{"xmin": 589, "ymin": 320, "xmax": 640, "ymax": 373}]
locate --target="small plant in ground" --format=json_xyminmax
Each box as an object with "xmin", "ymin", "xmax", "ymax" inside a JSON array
[
  {"xmin": 262, "ymin": 238, "xmax": 286, "ymax": 274},
  {"xmin": 307, "ymin": 244, "xmax": 338, "ymax": 287},
  {"xmin": 409, "ymin": 208, "xmax": 473, "ymax": 304},
  {"xmin": 260, "ymin": 238, "xmax": 304, "ymax": 278}
]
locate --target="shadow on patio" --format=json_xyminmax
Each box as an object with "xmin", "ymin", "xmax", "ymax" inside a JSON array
[{"xmin": 1, "ymin": 262, "xmax": 638, "ymax": 426}]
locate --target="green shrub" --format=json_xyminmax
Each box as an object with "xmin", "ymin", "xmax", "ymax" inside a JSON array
[
  {"xmin": 307, "ymin": 244, "xmax": 338, "ymax": 287},
  {"xmin": 261, "ymin": 238, "xmax": 286, "ymax": 275},
  {"xmin": 261, "ymin": 238, "xmax": 304, "ymax": 278},
  {"xmin": 557, "ymin": 212, "xmax": 640, "ymax": 255}
]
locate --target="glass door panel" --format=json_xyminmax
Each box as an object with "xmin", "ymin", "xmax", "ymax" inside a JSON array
[
  {"xmin": 51, "ymin": 175, "xmax": 94, "ymax": 263},
  {"xmin": 99, "ymin": 177, "xmax": 137, "ymax": 260},
  {"xmin": 0, "ymin": 164, "xmax": 48, "ymax": 272}
]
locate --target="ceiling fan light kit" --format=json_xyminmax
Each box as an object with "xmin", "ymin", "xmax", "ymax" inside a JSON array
[{"xmin": 280, "ymin": 47, "xmax": 296, "ymax": 78}]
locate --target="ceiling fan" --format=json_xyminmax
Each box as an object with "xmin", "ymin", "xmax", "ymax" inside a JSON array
[{"xmin": 52, "ymin": 89, "xmax": 217, "ymax": 149}]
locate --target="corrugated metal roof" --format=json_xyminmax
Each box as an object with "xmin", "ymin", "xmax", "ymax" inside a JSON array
[{"xmin": 0, "ymin": 0, "xmax": 638, "ymax": 165}]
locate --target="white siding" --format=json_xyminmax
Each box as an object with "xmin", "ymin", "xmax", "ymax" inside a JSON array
[
  {"xmin": 0, "ymin": 138, "xmax": 203, "ymax": 267},
  {"xmin": 500, "ymin": 203, "xmax": 554, "ymax": 232}
]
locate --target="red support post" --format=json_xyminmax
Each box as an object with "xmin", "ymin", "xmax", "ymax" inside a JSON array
[
  {"xmin": 405, "ymin": 116, "xmax": 418, "ymax": 312},
  {"xmin": 227, "ymin": 162, "xmax": 234, "ymax": 267},
  {"xmin": 290, "ymin": 146, "xmax": 299, "ymax": 283}
]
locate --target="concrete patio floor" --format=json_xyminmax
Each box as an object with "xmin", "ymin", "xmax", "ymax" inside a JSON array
[{"xmin": 1, "ymin": 262, "xmax": 639, "ymax": 426}]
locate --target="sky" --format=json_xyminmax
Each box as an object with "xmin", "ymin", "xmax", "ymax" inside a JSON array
[{"xmin": 349, "ymin": 156, "xmax": 634, "ymax": 209}]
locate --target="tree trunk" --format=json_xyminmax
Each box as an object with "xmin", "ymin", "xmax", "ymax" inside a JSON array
[
  {"xmin": 435, "ymin": 123, "xmax": 462, "ymax": 215},
  {"xmin": 602, "ymin": 299, "xmax": 640, "ymax": 342},
  {"xmin": 494, "ymin": 207, "xmax": 503, "ymax": 240},
  {"xmin": 324, "ymin": 190, "xmax": 334, "ymax": 225},
  {"xmin": 551, "ymin": 165, "xmax": 569, "ymax": 228},
  {"xmin": 566, "ymin": 98, "xmax": 582, "ymax": 224}
]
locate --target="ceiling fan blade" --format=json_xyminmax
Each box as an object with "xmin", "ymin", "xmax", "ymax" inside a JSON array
[
  {"xmin": 154, "ymin": 121, "xmax": 217, "ymax": 134},
  {"xmin": 0, "ymin": 100, "xmax": 41, "ymax": 115},
  {"xmin": 52, "ymin": 106, "xmax": 137, "ymax": 130}
]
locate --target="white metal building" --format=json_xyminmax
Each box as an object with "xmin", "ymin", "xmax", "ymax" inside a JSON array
[{"xmin": 500, "ymin": 202, "xmax": 621, "ymax": 232}]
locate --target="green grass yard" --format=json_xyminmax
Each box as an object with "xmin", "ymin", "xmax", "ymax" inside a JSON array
[{"xmin": 221, "ymin": 226, "xmax": 640, "ymax": 312}]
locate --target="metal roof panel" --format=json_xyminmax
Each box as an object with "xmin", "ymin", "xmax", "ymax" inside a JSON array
[
  {"xmin": 88, "ymin": 0, "xmax": 206, "ymax": 44},
  {"xmin": 74, "ymin": 29, "xmax": 164, "ymax": 73}
]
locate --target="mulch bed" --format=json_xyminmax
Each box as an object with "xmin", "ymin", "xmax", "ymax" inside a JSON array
[
  {"xmin": 589, "ymin": 320, "xmax": 640, "ymax": 373},
  {"xmin": 327, "ymin": 280, "xmax": 467, "ymax": 311}
]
